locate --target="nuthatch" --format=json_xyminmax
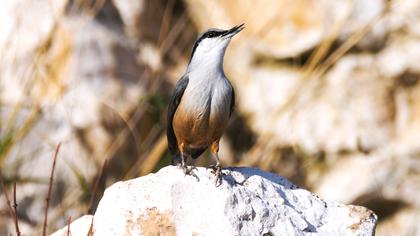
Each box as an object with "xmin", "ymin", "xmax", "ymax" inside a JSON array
[{"xmin": 167, "ymin": 24, "xmax": 244, "ymax": 185}]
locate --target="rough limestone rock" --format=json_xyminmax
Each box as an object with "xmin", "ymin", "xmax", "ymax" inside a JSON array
[
  {"xmin": 50, "ymin": 215, "xmax": 93, "ymax": 236},
  {"xmin": 53, "ymin": 166, "xmax": 377, "ymax": 235}
]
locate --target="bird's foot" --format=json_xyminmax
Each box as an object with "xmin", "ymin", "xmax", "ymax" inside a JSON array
[
  {"xmin": 180, "ymin": 165, "xmax": 199, "ymax": 181},
  {"xmin": 208, "ymin": 164, "xmax": 223, "ymax": 187}
]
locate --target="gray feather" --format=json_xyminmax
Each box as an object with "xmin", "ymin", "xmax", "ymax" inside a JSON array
[{"xmin": 167, "ymin": 75, "xmax": 189, "ymax": 157}]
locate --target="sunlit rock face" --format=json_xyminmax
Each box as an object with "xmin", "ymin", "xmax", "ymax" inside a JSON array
[{"xmin": 52, "ymin": 166, "xmax": 377, "ymax": 236}]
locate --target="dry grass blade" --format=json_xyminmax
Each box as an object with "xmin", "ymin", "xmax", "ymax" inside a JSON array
[
  {"xmin": 12, "ymin": 183, "xmax": 21, "ymax": 236},
  {"xmin": 269, "ymin": 2, "xmax": 389, "ymax": 124},
  {"xmin": 314, "ymin": 15, "xmax": 381, "ymax": 77},
  {"xmin": 100, "ymin": 98, "xmax": 150, "ymax": 171},
  {"xmin": 313, "ymin": 0, "xmax": 391, "ymax": 77},
  {"xmin": 159, "ymin": 13, "xmax": 188, "ymax": 55},
  {"xmin": 139, "ymin": 134, "xmax": 168, "ymax": 176},
  {"xmin": 122, "ymin": 126, "xmax": 160, "ymax": 179},
  {"xmin": 88, "ymin": 159, "xmax": 108, "ymax": 214},
  {"xmin": 302, "ymin": 14, "xmax": 348, "ymax": 76},
  {"xmin": 101, "ymin": 102, "xmax": 140, "ymax": 157},
  {"xmin": 66, "ymin": 216, "xmax": 71, "ymax": 236},
  {"xmin": 157, "ymin": 0, "xmax": 176, "ymax": 46},
  {"xmin": 42, "ymin": 142, "xmax": 62, "ymax": 236}
]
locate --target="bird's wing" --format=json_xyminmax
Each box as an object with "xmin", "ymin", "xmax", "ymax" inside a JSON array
[
  {"xmin": 229, "ymin": 82, "xmax": 235, "ymax": 116},
  {"xmin": 167, "ymin": 74, "xmax": 189, "ymax": 155}
]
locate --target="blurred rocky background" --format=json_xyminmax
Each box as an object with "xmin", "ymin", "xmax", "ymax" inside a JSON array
[{"xmin": 0, "ymin": 0, "xmax": 419, "ymax": 235}]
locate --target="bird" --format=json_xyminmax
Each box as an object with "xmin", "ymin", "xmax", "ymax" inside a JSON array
[{"xmin": 167, "ymin": 24, "xmax": 244, "ymax": 185}]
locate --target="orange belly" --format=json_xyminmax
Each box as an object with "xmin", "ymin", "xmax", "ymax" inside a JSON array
[{"xmin": 173, "ymin": 104, "xmax": 229, "ymax": 149}]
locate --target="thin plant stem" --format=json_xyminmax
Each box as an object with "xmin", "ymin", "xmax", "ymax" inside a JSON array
[
  {"xmin": 0, "ymin": 173, "xmax": 19, "ymax": 236},
  {"xmin": 42, "ymin": 142, "xmax": 62, "ymax": 236},
  {"xmin": 12, "ymin": 183, "xmax": 21, "ymax": 236},
  {"xmin": 66, "ymin": 216, "xmax": 71, "ymax": 236},
  {"xmin": 88, "ymin": 159, "xmax": 108, "ymax": 214}
]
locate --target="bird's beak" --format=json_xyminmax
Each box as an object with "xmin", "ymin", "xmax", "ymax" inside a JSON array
[{"xmin": 222, "ymin": 23, "xmax": 245, "ymax": 38}]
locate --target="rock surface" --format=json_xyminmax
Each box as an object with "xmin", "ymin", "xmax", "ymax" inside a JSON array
[
  {"xmin": 52, "ymin": 166, "xmax": 377, "ymax": 235},
  {"xmin": 50, "ymin": 215, "xmax": 93, "ymax": 236}
]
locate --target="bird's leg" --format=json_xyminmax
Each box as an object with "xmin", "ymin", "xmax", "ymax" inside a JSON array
[
  {"xmin": 180, "ymin": 150, "xmax": 186, "ymax": 168},
  {"xmin": 210, "ymin": 141, "xmax": 223, "ymax": 186},
  {"xmin": 178, "ymin": 143, "xmax": 198, "ymax": 180}
]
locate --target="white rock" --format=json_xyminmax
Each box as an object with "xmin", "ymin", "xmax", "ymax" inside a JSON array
[
  {"xmin": 50, "ymin": 215, "xmax": 93, "ymax": 236},
  {"xmin": 83, "ymin": 166, "xmax": 376, "ymax": 236}
]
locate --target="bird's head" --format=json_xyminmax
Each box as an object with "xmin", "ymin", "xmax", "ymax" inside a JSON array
[{"xmin": 188, "ymin": 24, "xmax": 244, "ymax": 69}]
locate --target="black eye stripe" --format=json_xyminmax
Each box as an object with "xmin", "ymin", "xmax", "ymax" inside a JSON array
[
  {"xmin": 189, "ymin": 29, "xmax": 228, "ymax": 62},
  {"xmin": 206, "ymin": 31, "xmax": 223, "ymax": 38}
]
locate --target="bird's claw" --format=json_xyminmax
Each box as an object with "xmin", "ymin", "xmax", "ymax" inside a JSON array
[
  {"xmin": 181, "ymin": 165, "xmax": 199, "ymax": 181},
  {"xmin": 208, "ymin": 164, "xmax": 223, "ymax": 187}
]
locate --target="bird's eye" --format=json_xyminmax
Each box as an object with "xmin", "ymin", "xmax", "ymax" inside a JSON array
[{"xmin": 208, "ymin": 32, "xmax": 215, "ymax": 37}]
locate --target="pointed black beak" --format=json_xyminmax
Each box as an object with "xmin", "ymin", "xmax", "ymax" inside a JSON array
[{"xmin": 222, "ymin": 23, "xmax": 245, "ymax": 38}]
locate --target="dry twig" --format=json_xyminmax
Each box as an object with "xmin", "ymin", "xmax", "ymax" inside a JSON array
[
  {"xmin": 0, "ymin": 174, "xmax": 20, "ymax": 235},
  {"xmin": 42, "ymin": 142, "xmax": 62, "ymax": 236},
  {"xmin": 12, "ymin": 183, "xmax": 21, "ymax": 236},
  {"xmin": 87, "ymin": 216, "xmax": 94, "ymax": 236},
  {"xmin": 66, "ymin": 216, "xmax": 71, "ymax": 236}
]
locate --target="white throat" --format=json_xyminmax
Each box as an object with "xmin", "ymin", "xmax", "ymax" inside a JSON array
[{"xmin": 187, "ymin": 38, "xmax": 230, "ymax": 74}]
